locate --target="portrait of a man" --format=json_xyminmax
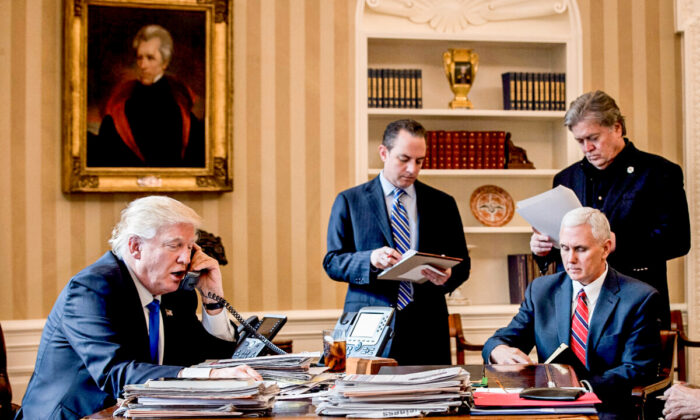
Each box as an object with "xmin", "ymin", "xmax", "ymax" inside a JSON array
[{"xmin": 86, "ymin": 7, "xmax": 206, "ymax": 168}]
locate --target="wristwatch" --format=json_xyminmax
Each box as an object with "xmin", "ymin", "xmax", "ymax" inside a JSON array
[{"xmin": 203, "ymin": 301, "xmax": 224, "ymax": 310}]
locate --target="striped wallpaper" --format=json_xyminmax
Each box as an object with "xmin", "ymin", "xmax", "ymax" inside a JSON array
[{"xmin": 0, "ymin": 0, "xmax": 685, "ymax": 319}]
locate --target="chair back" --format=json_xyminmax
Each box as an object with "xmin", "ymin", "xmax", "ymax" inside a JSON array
[
  {"xmin": 670, "ymin": 309, "xmax": 700, "ymax": 382},
  {"xmin": 448, "ymin": 314, "xmax": 483, "ymax": 365}
]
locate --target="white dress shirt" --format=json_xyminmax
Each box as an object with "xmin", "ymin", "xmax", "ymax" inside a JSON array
[{"xmin": 570, "ymin": 263, "xmax": 608, "ymax": 320}]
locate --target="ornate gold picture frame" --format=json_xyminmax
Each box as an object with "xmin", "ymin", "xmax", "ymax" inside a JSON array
[{"xmin": 62, "ymin": 0, "xmax": 232, "ymax": 192}]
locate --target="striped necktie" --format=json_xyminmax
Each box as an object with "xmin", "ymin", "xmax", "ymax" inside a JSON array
[
  {"xmin": 570, "ymin": 289, "xmax": 589, "ymax": 367},
  {"xmin": 147, "ymin": 299, "xmax": 160, "ymax": 364},
  {"xmin": 391, "ymin": 188, "xmax": 413, "ymax": 310}
]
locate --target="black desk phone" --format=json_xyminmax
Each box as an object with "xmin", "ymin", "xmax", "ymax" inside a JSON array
[
  {"xmin": 179, "ymin": 270, "xmax": 287, "ymax": 357},
  {"xmin": 334, "ymin": 306, "xmax": 394, "ymax": 357}
]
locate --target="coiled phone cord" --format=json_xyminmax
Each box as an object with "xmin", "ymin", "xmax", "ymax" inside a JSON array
[{"xmin": 206, "ymin": 292, "xmax": 287, "ymax": 355}]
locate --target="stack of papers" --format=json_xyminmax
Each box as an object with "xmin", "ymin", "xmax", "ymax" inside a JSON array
[
  {"xmin": 197, "ymin": 352, "xmax": 320, "ymax": 382},
  {"xmin": 114, "ymin": 378, "xmax": 279, "ymax": 418},
  {"xmin": 313, "ymin": 367, "xmax": 470, "ymax": 418}
]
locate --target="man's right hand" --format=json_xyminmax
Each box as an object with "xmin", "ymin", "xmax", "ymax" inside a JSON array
[
  {"xmin": 530, "ymin": 229, "xmax": 554, "ymax": 257},
  {"xmin": 210, "ymin": 364, "xmax": 262, "ymax": 381},
  {"xmin": 490, "ymin": 344, "xmax": 534, "ymax": 364},
  {"xmin": 370, "ymin": 247, "xmax": 402, "ymax": 270}
]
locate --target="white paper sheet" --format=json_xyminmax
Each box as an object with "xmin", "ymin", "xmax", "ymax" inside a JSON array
[{"xmin": 515, "ymin": 185, "xmax": 582, "ymax": 245}]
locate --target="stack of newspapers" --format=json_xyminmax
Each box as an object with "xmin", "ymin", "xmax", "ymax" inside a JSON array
[
  {"xmin": 313, "ymin": 367, "xmax": 470, "ymax": 418},
  {"xmin": 114, "ymin": 379, "xmax": 278, "ymax": 418},
  {"xmin": 196, "ymin": 352, "xmax": 320, "ymax": 382}
]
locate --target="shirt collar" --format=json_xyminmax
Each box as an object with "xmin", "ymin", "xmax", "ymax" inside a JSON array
[
  {"xmin": 571, "ymin": 263, "xmax": 608, "ymax": 304},
  {"xmin": 124, "ymin": 259, "xmax": 161, "ymax": 307},
  {"xmin": 379, "ymin": 171, "xmax": 416, "ymax": 199}
]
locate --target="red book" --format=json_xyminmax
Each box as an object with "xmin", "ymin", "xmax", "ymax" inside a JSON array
[
  {"xmin": 437, "ymin": 131, "xmax": 446, "ymax": 169},
  {"xmin": 424, "ymin": 130, "xmax": 433, "ymax": 169},
  {"xmin": 494, "ymin": 131, "xmax": 506, "ymax": 169},
  {"xmin": 475, "ymin": 131, "xmax": 484, "ymax": 169},
  {"xmin": 467, "ymin": 132, "xmax": 476, "ymax": 169},
  {"xmin": 444, "ymin": 132, "xmax": 453, "ymax": 169},
  {"xmin": 449, "ymin": 131, "xmax": 458, "ymax": 169},
  {"xmin": 482, "ymin": 131, "xmax": 492, "ymax": 169},
  {"xmin": 459, "ymin": 131, "xmax": 468, "ymax": 169}
]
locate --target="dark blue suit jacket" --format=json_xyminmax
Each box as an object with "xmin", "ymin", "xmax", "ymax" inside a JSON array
[
  {"xmin": 483, "ymin": 268, "xmax": 661, "ymax": 405},
  {"xmin": 540, "ymin": 141, "xmax": 690, "ymax": 326},
  {"xmin": 17, "ymin": 252, "xmax": 236, "ymax": 419},
  {"xmin": 323, "ymin": 177, "xmax": 470, "ymax": 364}
]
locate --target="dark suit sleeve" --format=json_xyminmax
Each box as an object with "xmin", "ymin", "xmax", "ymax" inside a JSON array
[
  {"xmin": 436, "ymin": 194, "xmax": 470, "ymax": 294},
  {"xmin": 62, "ymin": 276, "xmax": 182, "ymax": 400},
  {"xmin": 482, "ymin": 282, "xmax": 537, "ymax": 362},
  {"xmin": 161, "ymin": 290, "xmax": 237, "ymax": 366},
  {"xmin": 587, "ymin": 290, "xmax": 662, "ymax": 400},
  {"xmin": 629, "ymin": 163, "xmax": 690, "ymax": 262},
  {"xmin": 323, "ymin": 193, "xmax": 374, "ymax": 285}
]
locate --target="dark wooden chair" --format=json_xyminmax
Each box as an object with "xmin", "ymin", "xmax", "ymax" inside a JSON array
[
  {"xmin": 448, "ymin": 314, "xmax": 484, "ymax": 364},
  {"xmin": 0, "ymin": 323, "xmax": 19, "ymax": 420},
  {"xmin": 671, "ymin": 309, "xmax": 700, "ymax": 382},
  {"xmin": 631, "ymin": 330, "xmax": 677, "ymax": 420}
]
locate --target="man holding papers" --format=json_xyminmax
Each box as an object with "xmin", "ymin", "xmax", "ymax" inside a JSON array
[
  {"xmin": 323, "ymin": 119, "xmax": 470, "ymax": 365},
  {"xmin": 530, "ymin": 90, "xmax": 690, "ymax": 328},
  {"xmin": 485, "ymin": 207, "xmax": 662, "ymax": 418}
]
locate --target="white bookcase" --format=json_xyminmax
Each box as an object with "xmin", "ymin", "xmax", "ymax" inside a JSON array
[{"xmin": 355, "ymin": 0, "xmax": 583, "ymax": 306}]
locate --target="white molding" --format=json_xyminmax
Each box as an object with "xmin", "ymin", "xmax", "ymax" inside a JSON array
[
  {"xmin": 365, "ymin": 0, "xmax": 568, "ymax": 34},
  {"xmin": 675, "ymin": 0, "xmax": 700, "ymax": 385}
]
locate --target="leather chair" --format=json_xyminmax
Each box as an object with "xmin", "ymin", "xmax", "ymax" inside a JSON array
[
  {"xmin": 0, "ymin": 322, "xmax": 19, "ymax": 420},
  {"xmin": 631, "ymin": 330, "xmax": 677, "ymax": 420},
  {"xmin": 670, "ymin": 309, "xmax": 700, "ymax": 382},
  {"xmin": 448, "ymin": 314, "xmax": 483, "ymax": 364}
]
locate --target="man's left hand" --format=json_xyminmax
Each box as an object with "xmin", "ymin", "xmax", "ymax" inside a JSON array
[{"xmin": 422, "ymin": 267, "xmax": 451, "ymax": 285}]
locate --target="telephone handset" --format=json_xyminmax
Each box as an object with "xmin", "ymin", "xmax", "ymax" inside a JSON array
[
  {"xmin": 178, "ymin": 266, "xmax": 287, "ymax": 357},
  {"xmin": 334, "ymin": 306, "xmax": 394, "ymax": 357}
]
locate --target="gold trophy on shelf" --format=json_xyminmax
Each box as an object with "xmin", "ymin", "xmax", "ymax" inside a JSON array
[{"xmin": 443, "ymin": 48, "xmax": 479, "ymax": 109}]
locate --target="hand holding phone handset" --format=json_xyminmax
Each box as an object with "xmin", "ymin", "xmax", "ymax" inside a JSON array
[{"xmin": 179, "ymin": 246, "xmax": 286, "ymax": 356}]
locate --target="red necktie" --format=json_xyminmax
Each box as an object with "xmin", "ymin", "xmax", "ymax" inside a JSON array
[{"xmin": 570, "ymin": 290, "xmax": 589, "ymax": 366}]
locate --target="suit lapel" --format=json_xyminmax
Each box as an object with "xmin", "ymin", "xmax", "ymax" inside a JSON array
[
  {"xmin": 587, "ymin": 270, "xmax": 620, "ymax": 352},
  {"xmin": 366, "ymin": 177, "xmax": 393, "ymax": 246},
  {"xmin": 555, "ymin": 275, "xmax": 573, "ymax": 345},
  {"xmin": 114, "ymin": 254, "xmax": 152, "ymax": 361}
]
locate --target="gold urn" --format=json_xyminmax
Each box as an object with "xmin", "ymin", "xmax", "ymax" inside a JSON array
[{"xmin": 443, "ymin": 48, "xmax": 479, "ymax": 109}]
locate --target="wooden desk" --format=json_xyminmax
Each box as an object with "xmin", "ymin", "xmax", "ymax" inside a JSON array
[{"xmin": 83, "ymin": 364, "xmax": 598, "ymax": 420}]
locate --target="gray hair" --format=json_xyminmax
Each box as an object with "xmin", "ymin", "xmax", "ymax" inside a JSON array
[
  {"xmin": 109, "ymin": 196, "xmax": 202, "ymax": 258},
  {"xmin": 561, "ymin": 207, "xmax": 611, "ymax": 244},
  {"xmin": 133, "ymin": 24, "xmax": 174, "ymax": 65},
  {"xmin": 382, "ymin": 119, "xmax": 426, "ymax": 150},
  {"xmin": 564, "ymin": 90, "xmax": 627, "ymax": 136}
]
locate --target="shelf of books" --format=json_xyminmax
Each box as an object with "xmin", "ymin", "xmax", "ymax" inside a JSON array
[{"xmin": 356, "ymin": 0, "xmax": 582, "ymax": 306}]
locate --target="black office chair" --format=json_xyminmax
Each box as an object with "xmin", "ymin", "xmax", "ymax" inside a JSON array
[{"xmin": 0, "ymin": 322, "xmax": 19, "ymax": 420}]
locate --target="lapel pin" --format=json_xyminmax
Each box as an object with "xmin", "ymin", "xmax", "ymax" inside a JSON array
[
  {"xmin": 627, "ymin": 166, "xmax": 634, "ymax": 174},
  {"xmin": 165, "ymin": 309, "xmax": 173, "ymax": 316}
]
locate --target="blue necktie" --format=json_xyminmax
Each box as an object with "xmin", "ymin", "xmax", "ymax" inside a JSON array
[
  {"xmin": 391, "ymin": 188, "xmax": 414, "ymax": 309},
  {"xmin": 146, "ymin": 299, "xmax": 160, "ymax": 363}
]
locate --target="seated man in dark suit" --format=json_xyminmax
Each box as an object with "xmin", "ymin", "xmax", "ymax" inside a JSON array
[
  {"xmin": 484, "ymin": 207, "xmax": 661, "ymax": 417},
  {"xmin": 17, "ymin": 196, "xmax": 261, "ymax": 419}
]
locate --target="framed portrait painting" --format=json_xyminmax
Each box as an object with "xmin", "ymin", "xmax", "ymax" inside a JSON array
[{"xmin": 62, "ymin": 0, "xmax": 233, "ymax": 192}]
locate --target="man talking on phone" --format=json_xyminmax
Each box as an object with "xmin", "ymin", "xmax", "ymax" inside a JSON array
[{"xmin": 17, "ymin": 196, "xmax": 261, "ymax": 419}]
